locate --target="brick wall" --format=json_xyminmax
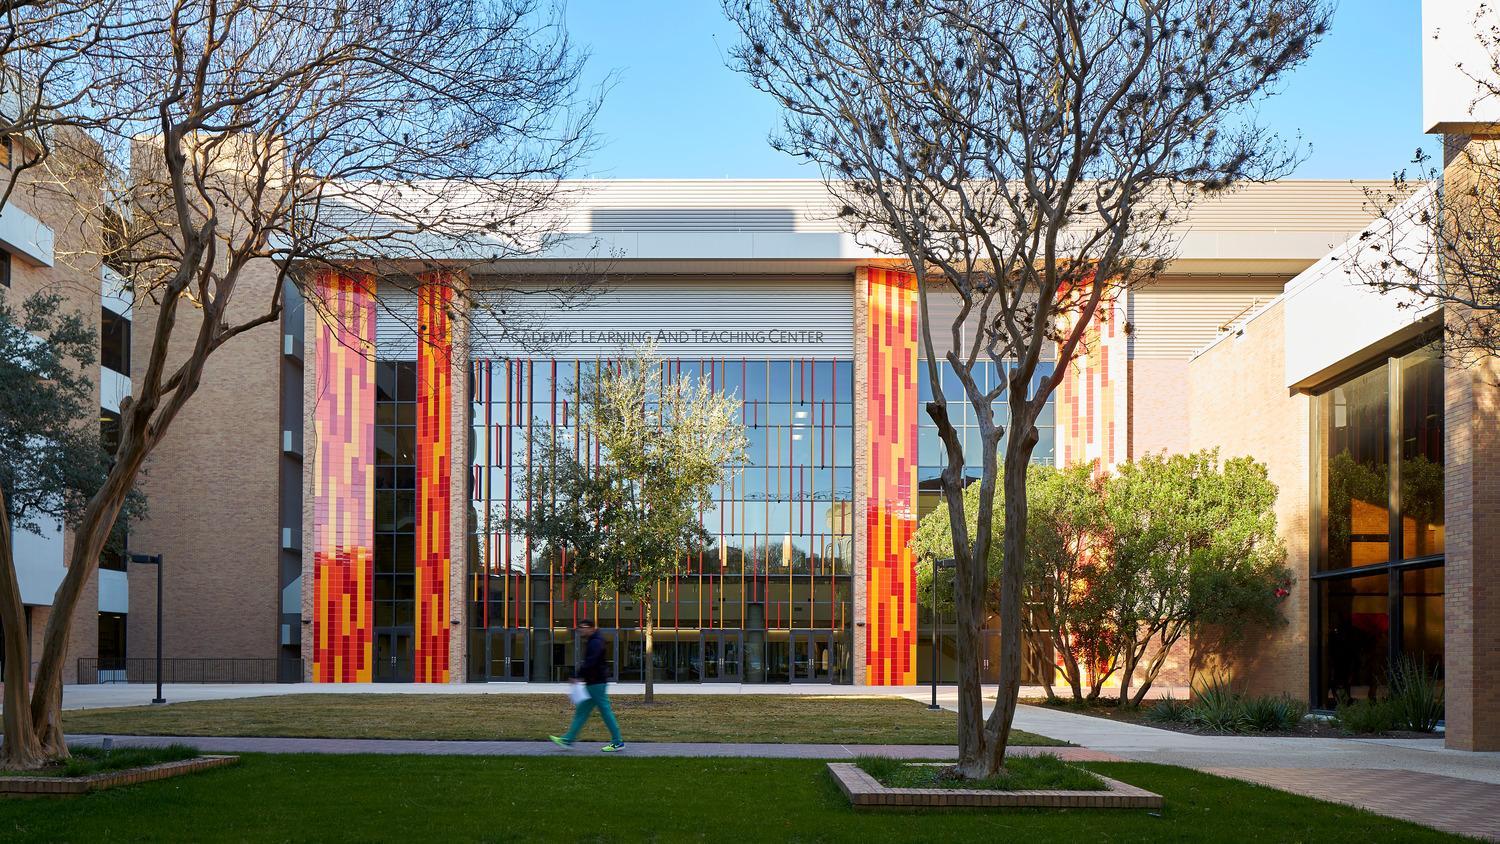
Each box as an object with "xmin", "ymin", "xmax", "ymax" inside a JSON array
[
  {"xmin": 1186, "ymin": 300, "xmax": 1312, "ymax": 698},
  {"xmin": 6, "ymin": 136, "xmax": 112, "ymax": 683},
  {"xmin": 1443, "ymin": 312, "xmax": 1500, "ymax": 751},
  {"xmin": 126, "ymin": 258, "xmax": 283, "ymax": 662}
]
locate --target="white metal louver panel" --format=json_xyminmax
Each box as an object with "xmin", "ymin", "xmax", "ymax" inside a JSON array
[
  {"xmin": 467, "ymin": 276, "xmax": 855, "ymax": 359},
  {"xmin": 1128, "ymin": 277, "xmax": 1287, "ymax": 360},
  {"xmin": 373, "ymin": 287, "xmax": 418, "ymax": 359}
]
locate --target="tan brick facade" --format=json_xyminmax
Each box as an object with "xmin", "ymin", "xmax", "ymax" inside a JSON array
[
  {"xmin": 1187, "ymin": 301, "xmax": 1312, "ymax": 699},
  {"xmin": 127, "ymin": 259, "xmax": 284, "ymax": 662},
  {"xmin": 851, "ymin": 268, "xmax": 870, "ymax": 682},
  {"xmin": 1442, "ymin": 323, "xmax": 1500, "ymax": 750},
  {"xmin": 5, "ymin": 137, "xmax": 113, "ymax": 684}
]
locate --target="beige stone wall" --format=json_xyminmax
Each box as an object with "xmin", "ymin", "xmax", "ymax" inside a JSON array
[
  {"xmin": 126, "ymin": 258, "xmax": 284, "ymax": 662},
  {"xmin": 1186, "ymin": 300, "xmax": 1312, "ymax": 698}
]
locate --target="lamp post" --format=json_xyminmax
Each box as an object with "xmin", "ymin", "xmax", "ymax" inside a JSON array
[
  {"xmin": 126, "ymin": 552, "xmax": 165, "ymax": 704},
  {"xmin": 928, "ymin": 557, "xmax": 956, "ymax": 711}
]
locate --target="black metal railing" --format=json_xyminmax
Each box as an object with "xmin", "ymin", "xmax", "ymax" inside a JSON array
[{"xmin": 77, "ymin": 657, "xmax": 304, "ymax": 685}]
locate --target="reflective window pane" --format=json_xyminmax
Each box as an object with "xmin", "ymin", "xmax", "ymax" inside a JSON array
[
  {"xmin": 1318, "ymin": 572, "xmax": 1390, "ymax": 708},
  {"xmin": 1324, "ymin": 364, "xmax": 1389, "ymax": 570},
  {"xmin": 1400, "ymin": 342, "xmax": 1444, "ymax": 558}
]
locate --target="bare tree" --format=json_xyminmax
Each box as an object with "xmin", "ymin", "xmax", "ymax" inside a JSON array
[
  {"xmin": 726, "ymin": 0, "xmax": 1328, "ymax": 778},
  {"xmin": 1343, "ymin": 4, "xmax": 1500, "ymax": 363},
  {"xmin": 0, "ymin": 0, "xmax": 144, "ymax": 207},
  {"xmin": 1, "ymin": 0, "xmax": 598, "ymax": 769}
]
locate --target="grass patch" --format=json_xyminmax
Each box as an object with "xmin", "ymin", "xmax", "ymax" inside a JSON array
[
  {"xmin": 62, "ymin": 693, "xmax": 1062, "ymax": 746},
  {"xmin": 856, "ymin": 753, "xmax": 1106, "ymax": 791},
  {"xmin": 0, "ymin": 754, "xmax": 1464, "ymax": 842},
  {"xmin": 1, "ymin": 744, "xmax": 198, "ymax": 778}
]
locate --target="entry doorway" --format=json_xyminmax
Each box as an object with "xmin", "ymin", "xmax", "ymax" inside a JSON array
[
  {"xmin": 701, "ymin": 631, "xmax": 742, "ymax": 682},
  {"xmin": 791, "ymin": 630, "xmax": 835, "ymax": 683},
  {"xmin": 487, "ymin": 629, "xmax": 529, "ymax": 681},
  {"xmin": 374, "ymin": 629, "xmax": 413, "ymax": 682}
]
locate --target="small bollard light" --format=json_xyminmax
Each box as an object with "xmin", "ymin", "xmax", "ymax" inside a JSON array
[{"xmin": 102, "ymin": 738, "xmax": 113, "ymax": 754}]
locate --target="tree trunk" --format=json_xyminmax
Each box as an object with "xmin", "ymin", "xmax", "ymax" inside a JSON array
[
  {"xmin": 29, "ymin": 438, "xmax": 141, "ymax": 759},
  {"xmin": 1130, "ymin": 629, "xmax": 1183, "ymax": 707},
  {"xmin": 967, "ymin": 435, "xmax": 1031, "ymax": 778},
  {"xmin": 941, "ymin": 416, "xmax": 995, "ymax": 780},
  {"xmin": 643, "ymin": 597, "xmax": 654, "ymax": 704},
  {"xmin": 0, "ymin": 490, "xmax": 47, "ymax": 770}
]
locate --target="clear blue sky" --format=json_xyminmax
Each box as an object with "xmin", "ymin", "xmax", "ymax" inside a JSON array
[{"xmin": 564, "ymin": 0, "xmax": 1436, "ymax": 180}]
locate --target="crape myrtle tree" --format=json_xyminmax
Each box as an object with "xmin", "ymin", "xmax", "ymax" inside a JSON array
[
  {"xmin": 0, "ymin": 292, "xmax": 144, "ymax": 769},
  {"xmin": 3, "ymin": 0, "xmax": 597, "ymax": 768},
  {"xmin": 0, "ymin": 0, "xmax": 125, "ymax": 206},
  {"xmin": 726, "ymin": 0, "xmax": 1329, "ymax": 777},
  {"xmin": 509, "ymin": 344, "xmax": 747, "ymax": 703}
]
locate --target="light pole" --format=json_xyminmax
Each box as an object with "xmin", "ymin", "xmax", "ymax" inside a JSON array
[
  {"xmin": 126, "ymin": 552, "xmax": 165, "ymax": 704},
  {"xmin": 928, "ymin": 557, "xmax": 956, "ymax": 711}
]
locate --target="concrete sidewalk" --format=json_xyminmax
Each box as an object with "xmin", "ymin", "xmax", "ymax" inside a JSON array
[
  {"xmin": 1008, "ymin": 703, "xmax": 1500, "ymax": 785},
  {"xmin": 65, "ymin": 733, "xmax": 1120, "ymax": 761},
  {"xmin": 63, "ymin": 681, "xmax": 1176, "ymax": 710}
]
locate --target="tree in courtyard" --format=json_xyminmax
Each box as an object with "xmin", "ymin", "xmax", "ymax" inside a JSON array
[
  {"xmin": 726, "ymin": 0, "xmax": 1330, "ymax": 777},
  {"xmin": 1343, "ymin": 2, "xmax": 1500, "ymax": 363},
  {"xmin": 2, "ymin": 0, "xmax": 597, "ymax": 768},
  {"xmin": 1104, "ymin": 450, "xmax": 1289, "ymax": 707},
  {"xmin": 911, "ymin": 462, "xmax": 1120, "ymax": 704},
  {"xmin": 0, "ymin": 291, "xmax": 143, "ymax": 768},
  {"xmin": 509, "ymin": 345, "xmax": 747, "ymax": 703}
]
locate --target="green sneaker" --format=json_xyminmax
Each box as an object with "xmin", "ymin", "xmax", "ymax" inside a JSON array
[
  {"xmin": 601, "ymin": 742, "xmax": 625, "ymax": 753},
  {"xmin": 549, "ymin": 735, "xmax": 574, "ymax": 750}
]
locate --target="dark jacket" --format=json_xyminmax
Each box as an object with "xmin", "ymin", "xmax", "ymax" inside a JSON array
[{"xmin": 577, "ymin": 630, "xmax": 608, "ymax": 686}]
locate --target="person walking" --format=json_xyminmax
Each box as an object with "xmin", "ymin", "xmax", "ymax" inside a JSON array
[{"xmin": 550, "ymin": 619, "xmax": 625, "ymax": 752}]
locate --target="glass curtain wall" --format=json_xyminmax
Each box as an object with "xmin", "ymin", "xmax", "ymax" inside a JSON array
[
  {"xmin": 1314, "ymin": 338, "xmax": 1443, "ymax": 709},
  {"xmin": 914, "ymin": 359, "xmax": 1058, "ymax": 686},
  {"xmin": 373, "ymin": 361, "xmax": 418, "ymax": 682},
  {"xmin": 467, "ymin": 358, "xmax": 856, "ymax": 684}
]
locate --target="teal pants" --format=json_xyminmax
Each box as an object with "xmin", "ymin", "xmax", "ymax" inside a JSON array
[{"xmin": 563, "ymin": 683, "xmax": 622, "ymax": 744}]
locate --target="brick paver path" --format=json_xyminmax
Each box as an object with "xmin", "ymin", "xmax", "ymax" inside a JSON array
[
  {"xmin": 67, "ymin": 734, "xmax": 1121, "ymax": 761},
  {"xmin": 1207, "ymin": 767, "xmax": 1500, "ymax": 841}
]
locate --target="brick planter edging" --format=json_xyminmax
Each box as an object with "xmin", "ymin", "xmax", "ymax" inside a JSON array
[
  {"xmin": 828, "ymin": 762, "xmax": 1164, "ymax": 809},
  {"xmin": 0, "ymin": 755, "xmax": 238, "ymax": 796}
]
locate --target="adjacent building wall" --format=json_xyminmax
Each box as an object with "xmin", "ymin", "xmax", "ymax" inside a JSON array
[
  {"xmin": 5, "ymin": 136, "xmax": 115, "ymax": 683},
  {"xmin": 126, "ymin": 258, "xmax": 284, "ymax": 663},
  {"xmin": 1187, "ymin": 299, "xmax": 1312, "ymax": 697}
]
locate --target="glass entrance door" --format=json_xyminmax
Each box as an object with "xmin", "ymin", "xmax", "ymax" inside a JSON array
[
  {"xmin": 487, "ymin": 629, "xmax": 528, "ymax": 682},
  {"xmin": 791, "ymin": 630, "xmax": 833, "ymax": 683},
  {"xmin": 701, "ymin": 631, "xmax": 742, "ymax": 682},
  {"xmin": 374, "ymin": 629, "xmax": 413, "ymax": 682}
]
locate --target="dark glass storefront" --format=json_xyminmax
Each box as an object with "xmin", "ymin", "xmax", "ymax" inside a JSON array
[
  {"xmin": 373, "ymin": 361, "xmax": 418, "ymax": 682},
  {"xmin": 914, "ymin": 359, "xmax": 1058, "ymax": 686},
  {"xmin": 1313, "ymin": 338, "xmax": 1443, "ymax": 708},
  {"xmin": 466, "ymin": 358, "xmax": 856, "ymax": 683}
]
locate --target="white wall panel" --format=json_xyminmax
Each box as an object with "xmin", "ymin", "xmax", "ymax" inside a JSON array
[
  {"xmin": 467, "ymin": 277, "xmax": 854, "ymax": 359},
  {"xmin": 373, "ymin": 287, "xmax": 419, "ymax": 359}
]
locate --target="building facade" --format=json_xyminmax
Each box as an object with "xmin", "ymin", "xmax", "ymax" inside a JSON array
[{"xmin": 251, "ymin": 180, "xmax": 1380, "ymax": 689}]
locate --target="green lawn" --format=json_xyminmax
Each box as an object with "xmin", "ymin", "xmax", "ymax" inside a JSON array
[
  {"xmin": 0, "ymin": 754, "xmax": 1463, "ymax": 842},
  {"xmin": 62, "ymin": 694, "xmax": 1063, "ymax": 746}
]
